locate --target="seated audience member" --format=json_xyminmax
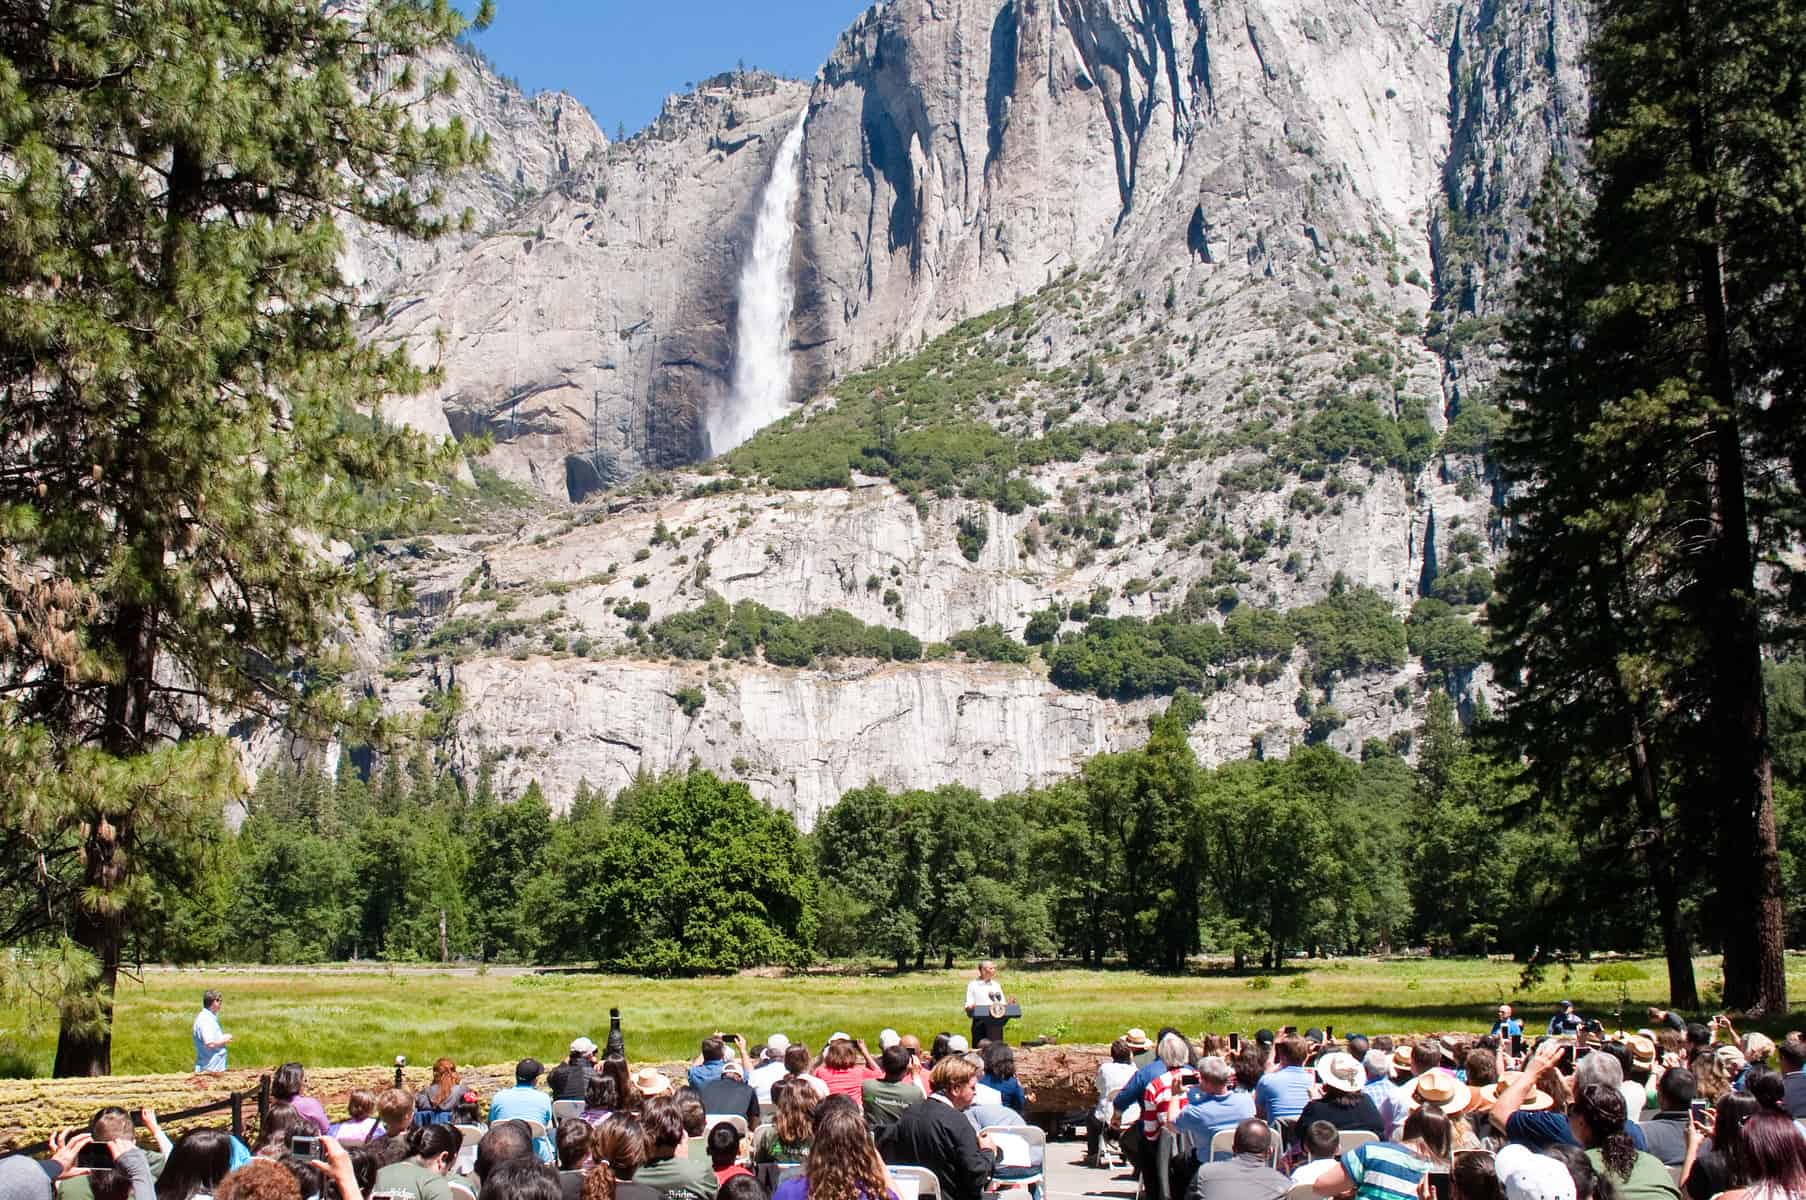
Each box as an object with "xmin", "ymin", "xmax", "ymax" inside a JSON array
[
  {"xmin": 477, "ymin": 1121, "xmax": 539, "ymax": 1187},
  {"xmin": 1087, "ymin": 1039, "xmax": 1139, "ymax": 1168},
  {"xmin": 269, "ymin": 1065, "xmax": 330, "ymax": 1137},
  {"xmin": 1254, "ymin": 1036, "xmax": 1314, "ymax": 1123},
  {"xmin": 1718, "ymin": 1110, "xmax": 1806, "ymax": 1200},
  {"xmin": 1307, "ymin": 1122, "xmax": 1435, "ymax": 1200},
  {"xmin": 61, "ymin": 1110, "xmax": 158, "ymax": 1200},
  {"xmin": 333, "ymin": 1090, "xmax": 380, "ymax": 1143},
  {"xmin": 863, "ymin": 1044, "xmax": 926, "ymax": 1132},
  {"xmin": 1638, "ymin": 1066, "xmax": 1695, "ymax": 1166},
  {"xmin": 1362, "ymin": 1052, "xmax": 1407, "ymax": 1138},
  {"xmin": 754, "ymin": 1077, "xmax": 818, "ymax": 1164},
  {"xmin": 586, "ymin": 1114, "xmax": 660, "ymax": 1200},
  {"xmin": 704, "ymin": 1124, "xmax": 750, "ymax": 1187},
  {"xmin": 1414, "ymin": 1041, "xmax": 1446, "ymax": 1080},
  {"xmin": 1566, "ymin": 1086, "xmax": 1677, "ymax": 1200},
  {"xmin": 978, "ymin": 1044, "xmax": 1027, "ymax": 1115},
  {"xmin": 1576, "ymin": 1046, "xmax": 1641, "ymax": 1123},
  {"xmin": 633, "ymin": 1096, "xmax": 719, "ymax": 1200},
  {"xmin": 601, "ymin": 1057, "xmax": 640, "ymax": 1116},
  {"xmin": 1495, "ymin": 1145, "xmax": 1577, "ymax": 1200},
  {"xmin": 1683, "ymin": 1093, "xmax": 1758, "ymax": 1200},
  {"xmin": 1292, "ymin": 1122, "xmax": 1344, "ymax": 1186},
  {"xmin": 816, "ymin": 1035, "xmax": 882, "ymax": 1101},
  {"xmin": 551, "ymin": 1040, "xmax": 602, "ymax": 1104},
  {"xmin": 254, "ymin": 1104, "xmax": 308, "ymax": 1159},
  {"xmin": 1452, "ymin": 1144, "xmax": 1503, "ymax": 1200},
  {"xmin": 214, "ymin": 1160, "xmax": 300, "ymax": 1200},
  {"xmin": 556, "ymin": 1120, "xmax": 592, "ymax": 1200},
  {"xmin": 490, "ymin": 1060, "xmax": 555, "ymax": 1127},
  {"xmin": 697, "ymin": 1060, "xmax": 759, "ymax": 1127},
  {"xmin": 1778, "ymin": 1036, "xmax": 1806, "ymax": 1119},
  {"xmin": 773, "ymin": 1097, "xmax": 895, "ymax": 1200},
  {"xmin": 1467, "ymin": 1050, "xmax": 1501, "ymax": 1093},
  {"xmin": 687, "ymin": 1037, "xmax": 747, "ymax": 1092},
  {"xmin": 372, "ymin": 1124, "xmax": 461, "ymax": 1200},
  {"xmin": 673, "ymin": 1088, "xmax": 708, "ymax": 1141},
  {"xmin": 417, "ymin": 1059, "xmax": 462, "ymax": 1125},
  {"xmin": 484, "ymin": 1158, "xmax": 564, "ymax": 1200},
  {"xmin": 748, "ymin": 1035, "xmax": 790, "ymax": 1103},
  {"xmin": 1122, "ymin": 1029, "xmax": 1155, "ymax": 1067},
  {"xmin": 1113, "ymin": 1027, "xmax": 1189, "ymax": 1130},
  {"xmin": 156, "ymin": 1128, "xmax": 235, "ymax": 1200},
  {"xmin": 1187, "ymin": 1119, "xmax": 1290, "ymax": 1200},
  {"xmin": 1140, "ymin": 1032, "xmax": 1201, "ymax": 1143},
  {"xmin": 583, "ymin": 1074, "xmax": 623, "ymax": 1126},
  {"xmin": 372, "ymin": 1089, "xmax": 416, "ymax": 1143},
  {"xmin": 1296, "ymin": 1053, "xmax": 1385, "ymax": 1145},
  {"xmin": 876, "ymin": 1054, "xmax": 997, "ymax": 1200},
  {"xmin": 896, "ymin": 1035, "xmax": 932, "ymax": 1094},
  {"xmin": 1177, "ymin": 1055, "xmax": 1257, "ymax": 1161},
  {"xmin": 783, "ymin": 1045, "xmax": 829, "ymax": 1100}
]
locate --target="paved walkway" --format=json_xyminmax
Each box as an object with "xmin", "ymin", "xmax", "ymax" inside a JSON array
[{"xmin": 1040, "ymin": 1139, "xmax": 1142, "ymax": 1200}]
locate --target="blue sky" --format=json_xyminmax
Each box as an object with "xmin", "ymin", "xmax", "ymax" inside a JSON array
[{"xmin": 462, "ymin": 1, "xmax": 873, "ymax": 137}]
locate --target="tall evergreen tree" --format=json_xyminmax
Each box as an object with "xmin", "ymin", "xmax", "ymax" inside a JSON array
[
  {"xmin": 1495, "ymin": 0, "xmax": 1806, "ymax": 1011},
  {"xmin": 0, "ymin": 0, "xmax": 490, "ymax": 1072}
]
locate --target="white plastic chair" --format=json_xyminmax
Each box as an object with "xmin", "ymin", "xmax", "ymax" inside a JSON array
[
  {"xmin": 706, "ymin": 1114, "xmax": 751, "ymax": 1139},
  {"xmin": 551, "ymin": 1100, "xmax": 586, "ymax": 1123},
  {"xmin": 887, "ymin": 1166, "xmax": 942, "ymax": 1200},
  {"xmin": 1208, "ymin": 1127, "xmax": 1237, "ymax": 1161},
  {"xmin": 454, "ymin": 1123, "xmax": 485, "ymax": 1151},
  {"xmin": 978, "ymin": 1126, "xmax": 1045, "ymax": 1196},
  {"xmin": 1337, "ymin": 1131, "xmax": 1378, "ymax": 1152},
  {"xmin": 520, "ymin": 1118, "xmax": 548, "ymax": 1143}
]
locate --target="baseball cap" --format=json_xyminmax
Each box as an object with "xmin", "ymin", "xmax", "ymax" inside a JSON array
[
  {"xmin": 721, "ymin": 1059, "xmax": 745, "ymax": 1079},
  {"xmin": 570, "ymin": 1036, "xmax": 598, "ymax": 1055},
  {"xmin": 947, "ymin": 1034, "xmax": 969, "ymax": 1052},
  {"xmin": 829, "ymin": 1031, "xmax": 852, "ymax": 1043},
  {"xmin": 766, "ymin": 1033, "xmax": 791, "ymax": 1056},
  {"xmin": 879, "ymin": 1029, "xmax": 901, "ymax": 1050}
]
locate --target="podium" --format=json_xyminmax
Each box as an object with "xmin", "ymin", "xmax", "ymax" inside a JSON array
[{"xmin": 970, "ymin": 1002, "xmax": 1022, "ymax": 1046}]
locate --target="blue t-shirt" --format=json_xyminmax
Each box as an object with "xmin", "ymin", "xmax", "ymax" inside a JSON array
[
  {"xmin": 1254, "ymin": 1066, "xmax": 1314, "ymax": 1121},
  {"xmin": 1175, "ymin": 1089, "xmax": 1258, "ymax": 1159},
  {"xmin": 1505, "ymin": 1111, "xmax": 1649, "ymax": 1151},
  {"xmin": 688, "ymin": 1061, "xmax": 728, "ymax": 1090}
]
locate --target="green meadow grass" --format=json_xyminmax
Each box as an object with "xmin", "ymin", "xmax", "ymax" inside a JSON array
[{"xmin": 4, "ymin": 955, "xmax": 1803, "ymax": 1077}]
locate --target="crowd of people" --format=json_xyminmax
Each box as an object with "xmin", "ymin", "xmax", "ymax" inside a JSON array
[{"xmin": 11, "ymin": 993, "xmax": 1806, "ymax": 1200}]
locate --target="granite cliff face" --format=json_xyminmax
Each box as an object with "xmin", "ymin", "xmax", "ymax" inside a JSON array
[{"xmin": 333, "ymin": 0, "xmax": 1588, "ymax": 820}]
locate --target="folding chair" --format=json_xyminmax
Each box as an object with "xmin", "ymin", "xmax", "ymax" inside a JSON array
[
  {"xmin": 887, "ymin": 1166, "xmax": 942, "ymax": 1200},
  {"xmin": 1337, "ymin": 1131, "xmax": 1377, "ymax": 1152},
  {"xmin": 551, "ymin": 1100, "xmax": 586, "ymax": 1123},
  {"xmin": 454, "ymin": 1124, "xmax": 485, "ymax": 1151},
  {"xmin": 706, "ymin": 1114, "xmax": 751, "ymax": 1139}
]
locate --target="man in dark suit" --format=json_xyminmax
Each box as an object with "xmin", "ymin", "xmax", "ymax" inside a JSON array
[
  {"xmin": 1781, "ymin": 1036, "xmax": 1806, "ymax": 1119},
  {"xmin": 879, "ymin": 1054, "xmax": 998, "ymax": 1200}
]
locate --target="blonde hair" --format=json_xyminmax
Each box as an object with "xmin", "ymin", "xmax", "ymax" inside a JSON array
[{"xmin": 930, "ymin": 1054, "xmax": 979, "ymax": 1094}]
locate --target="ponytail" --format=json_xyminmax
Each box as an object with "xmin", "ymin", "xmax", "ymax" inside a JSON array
[
  {"xmin": 1575, "ymin": 1085, "xmax": 1637, "ymax": 1181},
  {"xmin": 579, "ymin": 1162, "xmax": 617, "ymax": 1200},
  {"xmin": 408, "ymin": 1123, "xmax": 462, "ymax": 1164}
]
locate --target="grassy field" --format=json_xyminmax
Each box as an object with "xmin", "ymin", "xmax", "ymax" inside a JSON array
[{"xmin": 4, "ymin": 955, "xmax": 1804, "ymax": 1078}]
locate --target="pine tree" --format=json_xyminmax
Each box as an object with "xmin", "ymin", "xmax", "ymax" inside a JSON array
[
  {"xmin": 1494, "ymin": 0, "xmax": 1806, "ymax": 1011},
  {"xmin": 0, "ymin": 0, "xmax": 492, "ymax": 1073}
]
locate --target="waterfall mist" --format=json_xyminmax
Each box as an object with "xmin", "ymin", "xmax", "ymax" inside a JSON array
[{"xmin": 707, "ymin": 111, "xmax": 809, "ymax": 455}]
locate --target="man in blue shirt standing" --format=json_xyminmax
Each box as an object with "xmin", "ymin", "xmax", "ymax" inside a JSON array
[
  {"xmin": 191, "ymin": 989, "xmax": 231, "ymax": 1073},
  {"xmin": 1254, "ymin": 1036, "xmax": 1314, "ymax": 1122},
  {"xmin": 1546, "ymin": 1002, "xmax": 1583, "ymax": 1036},
  {"xmin": 1489, "ymin": 1005, "xmax": 1524, "ymax": 1040}
]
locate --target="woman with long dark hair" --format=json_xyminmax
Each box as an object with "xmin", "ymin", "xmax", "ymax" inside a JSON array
[
  {"xmin": 270, "ymin": 1065, "xmax": 331, "ymax": 1136},
  {"xmin": 600, "ymin": 1056, "xmax": 639, "ymax": 1115},
  {"xmin": 583, "ymin": 1074, "xmax": 622, "ymax": 1126},
  {"xmin": 371, "ymin": 1123, "xmax": 461, "ymax": 1200},
  {"xmin": 754, "ymin": 1077, "xmax": 818, "ymax": 1164},
  {"xmin": 1570, "ymin": 1084, "xmax": 1677, "ymax": 1200},
  {"xmin": 1684, "ymin": 1093, "xmax": 1760, "ymax": 1200},
  {"xmin": 772, "ymin": 1096, "xmax": 896, "ymax": 1200},
  {"xmin": 156, "ymin": 1130, "xmax": 235, "ymax": 1200},
  {"xmin": 1723, "ymin": 1114, "xmax": 1806, "ymax": 1200},
  {"xmin": 979, "ymin": 1043, "xmax": 1027, "ymax": 1114}
]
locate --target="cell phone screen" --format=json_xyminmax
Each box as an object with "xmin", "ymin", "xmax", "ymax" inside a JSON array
[
  {"xmin": 1230, "ymin": 1033, "xmax": 1241, "ymax": 1050},
  {"xmin": 1691, "ymin": 1100, "xmax": 1711, "ymax": 1127},
  {"xmin": 1429, "ymin": 1173, "xmax": 1452, "ymax": 1200}
]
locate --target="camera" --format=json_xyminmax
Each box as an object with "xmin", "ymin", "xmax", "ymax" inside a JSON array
[
  {"xmin": 291, "ymin": 1135, "xmax": 321, "ymax": 1162},
  {"xmin": 395, "ymin": 1055, "xmax": 407, "ymax": 1067}
]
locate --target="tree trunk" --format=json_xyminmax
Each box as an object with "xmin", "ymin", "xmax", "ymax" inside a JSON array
[
  {"xmin": 1687, "ymin": 91, "xmax": 1785, "ymax": 1013},
  {"xmin": 1626, "ymin": 706, "xmax": 1699, "ymax": 1009}
]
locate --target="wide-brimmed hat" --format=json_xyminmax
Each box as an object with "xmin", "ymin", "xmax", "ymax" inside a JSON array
[
  {"xmin": 1410, "ymin": 1069, "xmax": 1472, "ymax": 1112},
  {"xmin": 1479, "ymin": 1074, "xmax": 1554, "ymax": 1111},
  {"xmin": 634, "ymin": 1068, "xmax": 672, "ymax": 1097},
  {"xmin": 1317, "ymin": 1052, "xmax": 1363, "ymax": 1094},
  {"xmin": 1391, "ymin": 1045, "xmax": 1415, "ymax": 1075},
  {"xmin": 1123, "ymin": 1028, "xmax": 1153, "ymax": 1051},
  {"xmin": 1625, "ymin": 1035, "xmax": 1657, "ymax": 1068}
]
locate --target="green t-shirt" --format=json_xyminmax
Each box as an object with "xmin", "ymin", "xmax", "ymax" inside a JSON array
[
  {"xmin": 1586, "ymin": 1150, "xmax": 1681, "ymax": 1200},
  {"xmin": 373, "ymin": 1160, "xmax": 455, "ymax": 1200},
  {"xmin": 635, "ymin": 1155, "xmax": 720, "ymax": 1200},
  {"xmin": 862, "ymin": 1079, "xmax": 924, "ymax": 1128}
]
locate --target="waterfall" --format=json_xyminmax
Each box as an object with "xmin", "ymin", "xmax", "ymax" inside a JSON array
[{"xmin": 708, "ymin": 111, "xmax": 809, "ymax": 455}]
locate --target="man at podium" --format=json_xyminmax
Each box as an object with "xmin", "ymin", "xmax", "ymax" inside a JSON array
[{"xmin": 964, "ymin": 960, "xmax": 1016, "ymax": 1046}]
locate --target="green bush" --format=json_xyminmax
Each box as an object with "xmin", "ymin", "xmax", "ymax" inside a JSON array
[
  {"xmin": 673, "ymin": 686, "xmax": 706, "ymax": 717},
  {"xmin": 949, "ymin": 624, "xmax": 1031, "ymax": 663}
]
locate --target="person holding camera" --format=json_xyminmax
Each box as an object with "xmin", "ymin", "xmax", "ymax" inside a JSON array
[{"xmin": 686, "ymin": 1034, "xmax": 749, "ymax": 1091}]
